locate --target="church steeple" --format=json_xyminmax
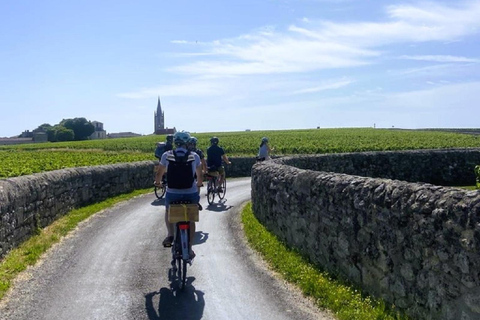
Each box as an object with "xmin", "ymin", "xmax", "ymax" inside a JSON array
[
  {"xmin": 157, "ymin": 96, "xmax": 162, "ymax": 115},
  {"xmin": 154, "ymin": 96, "xmax": 165, "ymax": 133}
]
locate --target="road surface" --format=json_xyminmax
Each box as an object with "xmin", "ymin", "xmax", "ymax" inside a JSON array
[{"xmin": 0, "ymin": 177, "xmax": 333, "ymax": 320}]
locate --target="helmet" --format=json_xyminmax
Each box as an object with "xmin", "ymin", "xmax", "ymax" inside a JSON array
[
  {"xmin": 173, "ymin": 131, "xmax": 191, "ymax": 146},
  {"xmin": 210, "ymin": 136, "xmax": 219, "ymax": 145},
  {"xmin": 166, "ymin": 134, "xmax": 174, "ymax": 143},
  {"xmin": 261, "ymin": 137, "xmax": 269, "ymax": 143},
  {"xmin": 188, "ymin": 136, "xmax": 198, "ymax": 145}
]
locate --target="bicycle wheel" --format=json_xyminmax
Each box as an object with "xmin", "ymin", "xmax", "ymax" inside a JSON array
[
  {"xmin": 218, "ymin": 178, "xmax": 227, "ymax": 200},
  {"xmin": 207, "ymin": 179, "xmax": 215, "ymax": 204},
  {"xmin": 154, "ymin": 185, "xmax": 166, "ymax": 199}
]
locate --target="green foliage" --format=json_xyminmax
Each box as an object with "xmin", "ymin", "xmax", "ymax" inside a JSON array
[
  {"xmin": 1, "ymin": 128, "xmax": 480, "ymax": 179},
  {"xmin": 60, "ymin": 117, "xmax": 95, "ymax": 140},
  {"xmin": 55, "ymin": 126, "xmax": 75, "ymax": 141},
  {"xmin": 0, "ymin": 149, "xmax": 151, "ymax": 178}
]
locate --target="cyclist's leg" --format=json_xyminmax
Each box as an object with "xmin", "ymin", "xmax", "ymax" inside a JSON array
[
  {"xmin": 218, "ymin": 166, "xmax": 226, "ymax": 191},
  {"xmin": 185, "ymin": 192, "xmax": 200, "ymax": 256}
]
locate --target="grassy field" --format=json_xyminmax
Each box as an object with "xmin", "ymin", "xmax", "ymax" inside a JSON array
[{"xmin": 1, "ymin": 128, "xmax": 480, "ymax": 179}]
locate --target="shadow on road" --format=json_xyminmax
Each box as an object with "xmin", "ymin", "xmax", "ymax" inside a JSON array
[
  {"xmin": 193, "ymin": 231, "xmax": 209, "ymax": 245},
  {"xmin": 145, "ymin": 278, "xmax": 205, "ymax": 320},
  {"xmin": 151, "ymin": 198, "xmax": 166, "ymax": 206},
  {"xmin": 206, "ymin": 200, "xmax": 233, "ymax": 212}
]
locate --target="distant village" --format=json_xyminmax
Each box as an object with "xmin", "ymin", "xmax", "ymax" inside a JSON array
[{"xmin": 0, "ymin": 97, "xmax": 175, "ymax": 145}]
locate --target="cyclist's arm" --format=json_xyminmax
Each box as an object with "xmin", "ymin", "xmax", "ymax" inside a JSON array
[
  {"xmin": 222, "ymin": 154, "xmax": 231, "ymax": 165},
  {"xmin": 155, "ymin": 164, "xmax": 166, "ymax": 185},
  {"xmin": 195, "ymin": 165, "xmax": 203, "ymax": 187}
]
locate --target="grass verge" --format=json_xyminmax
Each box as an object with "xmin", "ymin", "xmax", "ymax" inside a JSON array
[
  {"xmin": 241, "ymin": 202, "xmax": 409, "ymax": 320},
  {"xmin": 0, "ymin": 188, "xmax": 153, "ymax": 301}
]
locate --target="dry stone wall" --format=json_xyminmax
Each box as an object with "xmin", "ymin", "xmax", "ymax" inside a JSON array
[
  {"xmin": 251, "ymin": 148, "xmax": 480, "ymax": 320},
  {"xmin": 0, "ymin": 161, "xmax": 154, "ymax": 259}
]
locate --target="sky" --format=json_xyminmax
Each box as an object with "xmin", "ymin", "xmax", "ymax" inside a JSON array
[{"xmin": 1, "ymin": 0, "xmax": 480, "ymax": 137}]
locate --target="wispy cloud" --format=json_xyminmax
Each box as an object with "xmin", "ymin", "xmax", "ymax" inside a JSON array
[
  {"xmin": 292, "ymin": 78, "xmax": 353, "ymax": 94},
  {"xmin": 399, "ymin": 55, "xmax": 480, "ymax": 63},
  {"xmin": 167, "ymin": 1, "xmax": 480, "ymax": 78}
]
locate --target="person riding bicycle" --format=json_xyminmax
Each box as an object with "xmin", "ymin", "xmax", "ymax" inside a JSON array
[
  {"xmin": 187, "ymin": 136, "xmax": 207, "ymax": 175},
  {"xmin": 257, "ymin": 136, "xmax": 274, "ymax": 161},
  {"xmin": 154, "ymin": 134, "xmax": 174, "ymax": 186},
  {"xmin": 154, "ymin": 134, "xmax": 174, "ymax": 159},
  {"xmin": 155, "ymin": 131, "xmax": 203, "ymax": 258},
  {"xmin": 206, "ymin": 136, "xmax": 231, "ymax": 193}
]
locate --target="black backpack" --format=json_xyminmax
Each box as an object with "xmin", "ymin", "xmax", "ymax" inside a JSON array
[{"xmin": 166, "ymin": 150, "xmax": 195, "ymax": 189}]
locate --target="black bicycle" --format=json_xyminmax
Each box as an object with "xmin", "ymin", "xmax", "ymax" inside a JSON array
[
  {"xmin": 168, "ymin": 200, "xmax": 199, "ymax": 290},
  {"xmin": 153, "ymin": 165, "xmax": 166, "ymax": 199},
  {"xmin": 205, "ymin": 171, "xmax": 226, "ymax": 205},
  {"xmin": 154, "ymin": 176, "xmax": 167, "ymax": 199}
]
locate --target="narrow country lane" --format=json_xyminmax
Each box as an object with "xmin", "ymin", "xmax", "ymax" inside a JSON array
[{"xmin": 0, "ymin": 178, "xmax": 333, "ymax": 320}]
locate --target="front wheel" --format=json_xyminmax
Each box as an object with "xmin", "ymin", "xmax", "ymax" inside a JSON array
[
  {"xmin": 218, "ymin": 178, "xmax": 227, "ymax": 200},
  {"xmin": 207, "ymin": 179, "xmax": 215, "ymax": 205},
  {"xmin": 154, "ymin": 185, "xmax": 166, "ymax": 199}
]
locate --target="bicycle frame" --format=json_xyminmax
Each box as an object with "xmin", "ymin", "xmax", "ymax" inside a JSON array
[{"xmin": 168, "ymin": 202, "xmax": 199, "ymax": 289}]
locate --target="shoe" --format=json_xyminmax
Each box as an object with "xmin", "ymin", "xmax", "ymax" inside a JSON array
[
  {"xmin": 189, "ymin": 250, "xmax": 196, "ymax": 260},
  {"xmin": 162, "ymin": 236, "xmax": 174, "ymax": 247},
  {"xmin": 198, "ymin": 203, "xmax": 203, "ymax": 211},
  {"xmin": 217, "ymin": 187, "xmax": 223, "ymax": 193}
]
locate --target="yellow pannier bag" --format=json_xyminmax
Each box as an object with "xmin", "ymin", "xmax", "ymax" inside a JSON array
[{"xmin": 168, "ymin": 204, "xmax": 199, "ymax": 223}]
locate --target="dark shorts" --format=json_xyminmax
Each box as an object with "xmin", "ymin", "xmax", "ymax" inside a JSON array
[{"xmin": 165, "ymin": 192, "xmax": 200, "ymax": 210}]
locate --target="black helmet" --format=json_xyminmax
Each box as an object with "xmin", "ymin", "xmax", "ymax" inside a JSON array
[
  {"xmin": 166, "ymin": 134, "xmax": 174, "ymax": 143},
  {"xmin": 188, "ymin": 136, "xmax": 198, "ymax": 145},
  {"xmin": 210, "ymin": 136, "xmax": 219, "ymax": 145},
  {"xmin": 261, "ymin": 137, "xmax": 269, "ymax": 143}
]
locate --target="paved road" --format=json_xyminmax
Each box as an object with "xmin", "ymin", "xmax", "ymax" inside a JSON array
[{"xmin": 0, "ymin": 178, "xmax": 333, "ymax": 320}]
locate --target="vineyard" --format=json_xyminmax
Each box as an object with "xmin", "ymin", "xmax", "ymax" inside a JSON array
[{"xmin": 1, "ymin": 128, "xmax": 480, "ymax": 179}]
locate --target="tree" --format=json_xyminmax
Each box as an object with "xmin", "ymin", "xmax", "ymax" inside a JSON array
[
  {"xmin": 54, "ymin": 126, "xmax": 75, "ymax": 141},
  {"xmin": 34, "ymin": 123, "xmax": 52, "ymax": 132},
  {"xmin": 60, "ymin": 118, "xmax": 95, "ymax": 140}
]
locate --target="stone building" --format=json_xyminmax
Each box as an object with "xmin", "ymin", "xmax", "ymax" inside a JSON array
[
  {"xmin": 154, "ymin": 97, "xmax": 176, "ymax": 135},
  {"xmin": 90, "ymin": 121, "xmax": 107, "ymax": 139}
]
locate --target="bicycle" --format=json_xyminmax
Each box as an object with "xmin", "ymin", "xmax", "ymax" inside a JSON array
[
  {"xmin": 153, "ymin": 165, "xmax": 166, "ymax": 199},
  {"xmin": 205, "ymin": 170, "xmax": 226, "ymax": 205},
  {"xmin": 168, "ymin": 200, "xmax": 200, "ymax": 290}
]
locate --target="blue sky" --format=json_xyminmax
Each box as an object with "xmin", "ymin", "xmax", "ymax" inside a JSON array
[{"xmin": 1, "ymin": 0, "xmax": 479, "ymax": 137}]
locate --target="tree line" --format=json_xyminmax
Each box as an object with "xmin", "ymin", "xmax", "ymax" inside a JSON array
[{"xmin": 32, "ymin": 118, "xmax": 95, "ymax": 142}]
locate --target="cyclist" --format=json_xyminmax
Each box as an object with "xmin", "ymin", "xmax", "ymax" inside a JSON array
[
  {"xmin": 154, "ymin": 134, "xmax": 174, "ymax": 185},
  {"xmin": 154, "ymin": 134, "xmax": 174, "ymax": 159},
  {"xmin": 155, "ymin": 131, "xmax": 203, "ymax": 258},
  {"xmin": 187, "ymin": 136, "xmax": 207, "ymax": 175},
  {"xmin": 206, "ymin": 136, "xmax": 231, "ymax": 193},
  {"xmin": 257, "ymin": 136, "xmax": 274, "ymax": 161}
]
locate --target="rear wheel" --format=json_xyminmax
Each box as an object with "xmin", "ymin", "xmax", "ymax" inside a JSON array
[
  {"xmin": 218, "ymin": 178, "xmax": 227, "ymax": 200},
  {"xmin": 207, "ymin": 179, "xmax": 215, "ymax": 204}
]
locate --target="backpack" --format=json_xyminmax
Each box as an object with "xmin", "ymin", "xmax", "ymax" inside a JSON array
[
  {"xmin": 155, "ymin": 143, "xmax": 173, "ymax": 159},
  {"xmin": 166, "ymin": 150, "xmax": 195, "ymax": 189},
  {"xmin": 155, "ymin": 143, "xmax": 166, "ymax": 159}
]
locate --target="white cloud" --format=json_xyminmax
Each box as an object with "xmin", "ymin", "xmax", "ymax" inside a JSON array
[
  {"xmin": 399, "ymin": 55, "xmax": 480, "ymax": 63},
  {"xmin": 292, "ymin": 78, "xmax": 353, "ymax": 94},
  {"xmin": 165, "ymin": 1, "xmax": 480, "ymax": 79}
]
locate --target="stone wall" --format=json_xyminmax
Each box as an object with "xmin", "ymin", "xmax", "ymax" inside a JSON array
[
  {"xmin": 0, "ymin": 161, "xmax": 155, "ymax": 259},
  {"xmin": 0, "ymin": 156, "xmax": 257, "ymax": 259},
  {"xmin": 251, "ymin": 148, "xmax": 480, "ymax": 320}
]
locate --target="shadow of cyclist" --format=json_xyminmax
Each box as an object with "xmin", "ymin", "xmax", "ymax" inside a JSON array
[
  {"xmin": 151, "ymin": 197, "xmax": 166, "ymax": 206},
  {"xmin": 145, "ymin": 277, "xmax": 205, "ymax": 320},
  {"xmin": 206, "ymin": 200, "xmax": 233, "ymax": 212}
]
